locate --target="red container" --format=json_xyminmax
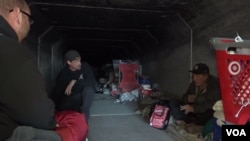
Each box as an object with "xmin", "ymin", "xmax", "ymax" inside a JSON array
[{"xmin": 210, "ymin": 37, "xmax": 250, "ymax": 125}]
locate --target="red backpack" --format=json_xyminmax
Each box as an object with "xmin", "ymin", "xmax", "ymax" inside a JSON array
[{"xmin": 55, "ymin": 110, "xmax": 88, "ymax": 141}]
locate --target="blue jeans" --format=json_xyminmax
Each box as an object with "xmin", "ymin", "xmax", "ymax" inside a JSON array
[{"xmin": 5, "ymin": 126, "xmax": 61, "ymax": 141}]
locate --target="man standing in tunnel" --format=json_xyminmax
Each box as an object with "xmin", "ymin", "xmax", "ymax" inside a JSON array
[
  {"xmin": 0, "ymin": 0, "xmax": 62, "ymax": 140},
  {"xmin": 51, "ymin": 49, "xmax": 97, "ymax": 121}
]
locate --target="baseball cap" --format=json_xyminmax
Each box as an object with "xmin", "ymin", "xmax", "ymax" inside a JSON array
[
  {"xmin": 64, "ymin": 50, "xmax": 81, "ymax": 61},
  {"xmin": 189, "ymin": 63, "xmax": 209, "ymax": 74}
]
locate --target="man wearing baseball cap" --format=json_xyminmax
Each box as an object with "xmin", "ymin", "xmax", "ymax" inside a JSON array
[
  {"xmin": 51, "ymin": 49, "xmax": 97, "ymax": 121},
  {"xmin": 169, "ymin": 63, "xmax": 221, "ymax": 134},
  {"xmin": 189, "ymin": 63, "xmax": 210, "ymax": 74}
]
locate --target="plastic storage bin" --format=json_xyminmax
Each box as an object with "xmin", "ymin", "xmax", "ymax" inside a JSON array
[{"xmin": 210, "ymin": 37, "xmax": 250, "ymax": 125}]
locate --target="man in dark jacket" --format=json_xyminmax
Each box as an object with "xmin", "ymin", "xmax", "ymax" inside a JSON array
[
  {"xmin": 169, "ymin": 63, "xmax": 221, "ymax": 134},
  {"xmin": 51, "ymin": 50, "xmax": 97, "ymax": 121},
  {"xmin": 0, "ymin": 0, "xmax": 61, "ymax": 140}
]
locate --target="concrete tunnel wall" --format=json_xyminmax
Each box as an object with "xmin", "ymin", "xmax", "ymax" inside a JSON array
[
  {"xmin": 26, "ymin": 27, "xmax": 65, "ymax": 94},
  {"xmin": 140, "ymin": 14, "xmax": 192, "ymax": 98}
]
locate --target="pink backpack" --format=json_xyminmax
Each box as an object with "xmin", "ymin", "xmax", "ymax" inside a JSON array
[{"xmin": 150, "ymin": 104, "xmax": 170, "ymax": 130}]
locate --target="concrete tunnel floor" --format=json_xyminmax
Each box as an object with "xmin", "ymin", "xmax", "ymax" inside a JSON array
[{"xmin": 87, "ymin": 93, "xmax": 176, "ymax": 141}]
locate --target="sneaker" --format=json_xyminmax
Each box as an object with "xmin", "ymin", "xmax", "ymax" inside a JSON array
[{"xmin": 85, "ymin": 137, "xmax": 88, "ymax": 141}]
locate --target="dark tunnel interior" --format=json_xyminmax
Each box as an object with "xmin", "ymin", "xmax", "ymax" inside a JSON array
[
  {"xmin": 20, "ymin": 0, "xmax": 250, "ymax": 98},
  {"xmin": 22, "ymin": 0, "xmax": 205, "ymax": 92},
  {"xmin": 26, "ymin": 0, "xmax": 193, "ymax": 67},
  {"xmin": 2, "ymin": 1, "xmax": 250, "ymax": 140}
]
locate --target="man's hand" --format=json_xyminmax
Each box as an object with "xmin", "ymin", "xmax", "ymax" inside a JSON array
[
  {"xmin": 65, "ymin": 80, "xmax": 77, "ymax": 96},
  {"xmin": 180, "ymin": 104, "xmax": 194, "ymax": 114}
]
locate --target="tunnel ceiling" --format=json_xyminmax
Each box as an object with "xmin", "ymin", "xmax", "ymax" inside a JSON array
[{"xmin": 27, "ymin": 0, "xmax": 197, "ymax": 66}]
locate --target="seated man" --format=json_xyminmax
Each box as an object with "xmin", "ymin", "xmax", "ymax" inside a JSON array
[
  {"xmin": 51, "ymin": 50, "xmax": 97, "ymax": 121},
  {"xmin": 169, "ymin": 63, "xmax": 221, "ymax": 134},
  {"xmin": 0, "ymin": 0, "xmax": 62, "ymax": 140}
]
